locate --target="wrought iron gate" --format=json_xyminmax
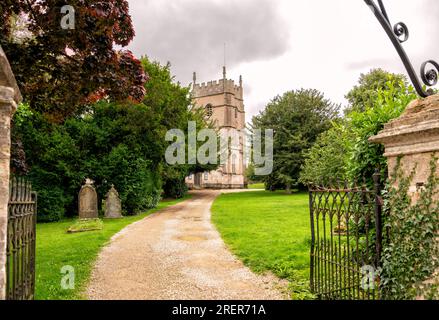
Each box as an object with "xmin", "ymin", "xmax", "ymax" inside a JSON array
[
  {"xmin": 309, "ymin": 172, "xmax": 383, "ymax": 300},
  {"xmin": 6, "ymin": 178, "xmax": 37, "ymax": 300}
]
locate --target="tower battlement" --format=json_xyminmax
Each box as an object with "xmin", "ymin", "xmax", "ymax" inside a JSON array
[{"xmin": 193, "ymin": 78, "xmax": 243, "ymax": 99}]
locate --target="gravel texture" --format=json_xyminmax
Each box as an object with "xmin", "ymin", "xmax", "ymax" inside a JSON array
[{"xmin": 86, "ymin": 190, "xmax": 287, "ymax": 300}]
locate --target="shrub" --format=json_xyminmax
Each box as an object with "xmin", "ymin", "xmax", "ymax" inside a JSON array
[
  {"xmin": 346, "ymin": 80, "xmax": 417, "ymax": 185},
  {"xmin": 31, "ymin": 174, "xmax": 70, "ymax": 222},
  {"xmin": 300, "ymin": 123, "xmax": 350, "ymax": 185},
  {"xmin": 299, "ymin": 77, "xmax": 417, "ymax": 187},
  {"xmin": 163, "ymin": 178, "xmax": 188, "ymax": 199}
]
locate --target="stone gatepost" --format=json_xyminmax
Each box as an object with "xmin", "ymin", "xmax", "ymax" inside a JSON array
[
  {"xmin": 370, "ymin": 94, "xmax": 439, "ymax": 297},
  {"xmin": 0, "ymin": 46, "xmax": 22, "ymax": 300},
  {"xmin": 369, "ymin": 94, "xmax": 439, "ymax": 199}
]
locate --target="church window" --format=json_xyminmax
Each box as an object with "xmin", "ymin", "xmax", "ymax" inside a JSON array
[
  {"xmin": 232, "ymin": 155, "xmax": 237, "ymax": 174},
  {"xmin": 205, "ymin": 104, "xmax": 213, "ymax": 117},
  {"xmin": 204, "ymin": 172, "xmax": 209, "ymax": 180},
  {"xmin": 235, "ymin": 108, "xmax": 238, "ymax": 119}
]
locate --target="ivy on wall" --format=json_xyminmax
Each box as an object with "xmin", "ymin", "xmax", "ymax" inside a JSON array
[{"xmin": 381, "ymin": 156, "xmax": 439, "ymax": 300}]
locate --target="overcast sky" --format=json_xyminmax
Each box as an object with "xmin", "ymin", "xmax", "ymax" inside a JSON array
[{"xmin": 126, "ymin": 0, "xmax": 439, "ymax": 122}]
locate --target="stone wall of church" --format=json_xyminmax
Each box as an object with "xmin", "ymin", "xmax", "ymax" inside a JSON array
[{"xmin": 187, "ymin": 72, "xmax": 247, "ymax": 189}]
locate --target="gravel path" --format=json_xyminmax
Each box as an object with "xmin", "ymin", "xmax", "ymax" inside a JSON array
[{"xmin": 87, "ymin": 190, "xmax": 287, "ymax": 300}]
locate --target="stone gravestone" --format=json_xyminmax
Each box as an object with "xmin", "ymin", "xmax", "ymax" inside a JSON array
[
  {"xmin": 78, "ymin": 179, "xmax": 98, "ymax": 219},
  {"xmin": 0, "ymin": 45, "xmax": 22, "ymax": 300},
  {"xmin": 105, "ymin": 185, "xmax": 122, "ymax": 219}
]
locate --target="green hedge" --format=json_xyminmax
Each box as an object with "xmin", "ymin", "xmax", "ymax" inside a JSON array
[{"xmin": 12, "ymin": 104, "xmax": 163, "ymax": 222}]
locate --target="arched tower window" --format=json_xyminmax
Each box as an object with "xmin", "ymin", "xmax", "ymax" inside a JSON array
[
  {"xmin": 232, "ymin": 154, "xmax": 237, "ymax": 174},
  {"xmin": 205, "ymin": 104, "xmax": 213, "ymax": 118}
]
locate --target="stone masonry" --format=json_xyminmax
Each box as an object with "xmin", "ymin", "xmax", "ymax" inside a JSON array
[
  {"xmin": 186, "ymin": 67, "xmax": 246, "ymax": 189},
  {"xmin": 370, "ymin": 94, "xmax": 439, "ymax": 201},
  {"xmin": 0, "ymin": 46, "xmax": 22, "ymax": 300},
  {"xmin": 370, "ymin": 94, "xmax": 439, "ymax": 297}
]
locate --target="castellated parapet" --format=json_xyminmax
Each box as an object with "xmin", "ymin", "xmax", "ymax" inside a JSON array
[{"xmin": 193, "ymin": 79, "xmax": 243, "ymax": 100}]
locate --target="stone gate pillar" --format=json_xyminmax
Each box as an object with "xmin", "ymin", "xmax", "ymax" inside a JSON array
[
  {"xmin": 370, "ymin": 94, "xmax": 439, "ymax": 199},
  {"xmin": 370, "ymin": 94, "xmax": 439, "ymax": 297},
  {"xmin": 0, "ymin": 46, "xmax": 22, "ymax": 300}
]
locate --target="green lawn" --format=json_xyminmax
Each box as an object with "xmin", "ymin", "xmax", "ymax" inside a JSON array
[
  {"xmin": 248, "ymin": 183, "xmax": 265, "ymax": 189},
  {"xmin": 35, "ymin": 195, "xmax": 191, "ymax": 300},
  {"xmin": 211, "ymin": 190, "xmax": 314, "ymax": 299}
]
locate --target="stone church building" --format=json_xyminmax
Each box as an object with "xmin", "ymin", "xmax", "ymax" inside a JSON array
[{"xmin": 186, "ymin": 67, "xmax": 247, "ymax": 189}]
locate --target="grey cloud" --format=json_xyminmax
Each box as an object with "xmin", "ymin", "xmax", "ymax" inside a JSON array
[
  {"xmin": 345, "ymin": 58, "xmax": 402, "ymax": 72},
  {"xmin": 424, "ymin": 0, "xmax": 439, "ymax": 53},
  {"xmin": 127, "ymin": 0, "xmax": 290, "ymax": 85}
]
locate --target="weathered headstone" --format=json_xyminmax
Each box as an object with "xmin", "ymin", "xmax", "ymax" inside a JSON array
[
  {"xmin": 105, "ymin": 185, "xmax": 122, "ymax": 219},
  {"xmin": 78, "ymin": 179, "xmax": 98, "ymax": 219},
  {"xmin": 0, "ymin": 45, "xmax": 22, "ymax": 300}
]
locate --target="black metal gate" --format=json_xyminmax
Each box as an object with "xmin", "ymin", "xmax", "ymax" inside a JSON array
[
  {"xmin": 309, "ymin": 172, "xmax": 383, "ymax": 300},
  {"xmin": 6, "ymin": 178, "xmax": 37, "ymax": 300}
]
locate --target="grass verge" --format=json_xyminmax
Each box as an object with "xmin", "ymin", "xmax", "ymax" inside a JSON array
[
  {"xmin": 248, "ymin": 183, "xmax": 265, "ymax": 189},
  {"xmin": 211, "ymin": 190, "xmax": 314, "ymax": 300},
  {"xmin": 35, "ymin": 195, "xmax": 191, "ymax": 300}
]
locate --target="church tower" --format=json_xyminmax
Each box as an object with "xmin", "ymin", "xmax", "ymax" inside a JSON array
[{"xmin": 186, "ymin": 68, "xmax": 246, "ymax": 189}]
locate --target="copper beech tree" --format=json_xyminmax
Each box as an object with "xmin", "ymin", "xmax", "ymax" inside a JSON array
[{"xmin": 0, "ymin": 0, "xmax": 147, "ymax": 122}]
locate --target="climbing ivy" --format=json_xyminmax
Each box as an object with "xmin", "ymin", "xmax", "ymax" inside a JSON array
[{"xmin": 381, "ymin": 156, "xmax": 439, "ymax": 300}]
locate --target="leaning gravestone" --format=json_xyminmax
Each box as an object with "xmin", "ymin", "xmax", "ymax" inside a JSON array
[
  {"xmin": 104, "ymin": 185, "xmax": 122, "ymax": 219},
  {"xmin": 78, "ymin": 179, "xmax": 98, "ymax": 219}
]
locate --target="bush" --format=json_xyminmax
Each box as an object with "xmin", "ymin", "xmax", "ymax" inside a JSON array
[
  {"xmin": 32, "ymin": 178, "xmax": 69, "ymax": 222},
  {"xmin": 96, "ymin": 144, "xmax": 162, "ymax": 215},
  {"xmin": 346, "ymin": 80, "xmax": 417, "ymax": 184},
  {"xmin": 163, "ymin": 178, "xmax": 188, "ymax": 199},
  {"xmin": 300, "ymin": 123, "xmax": 350, "ymax": 185},
  {"xmin": 299, "ymin": 77, "xmax": 417, "ymax": 187}
]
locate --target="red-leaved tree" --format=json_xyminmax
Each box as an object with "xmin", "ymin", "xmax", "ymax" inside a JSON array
[{"xmin": 0, "ymin": 0, "xmax": 147, "ymax": 122}]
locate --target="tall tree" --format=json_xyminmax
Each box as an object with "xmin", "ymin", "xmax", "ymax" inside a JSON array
[
  {"xmin": 252, "ymin": 89, "xmax": 339, "ymax": 192},
  {"xmin": 12, "ymin": 57, "xmax": 217, "ymax": 221},
  {"xmin": 1, "ymin": 0, "xmax": 147, "ymax": 122},
  {"xmin": 345, "ymin": 68, "xmax": 408, "ymax": 115},
  {"xmin": 140, "ymin": 57, "xmax": 218, "ymax": 198}
]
